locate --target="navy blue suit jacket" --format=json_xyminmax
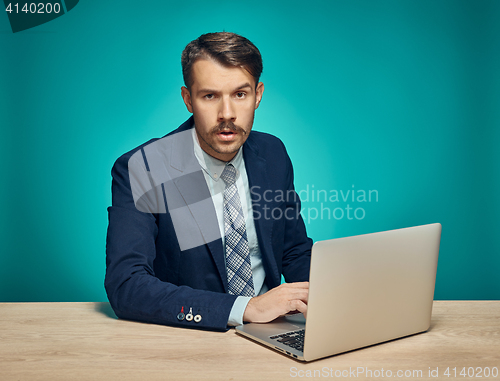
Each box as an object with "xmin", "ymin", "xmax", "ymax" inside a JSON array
[{"xmin": 105, "ymin": 117, "xmax": 312, "ymax": 330}]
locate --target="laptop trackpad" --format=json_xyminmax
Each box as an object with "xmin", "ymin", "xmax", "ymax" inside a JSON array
[
  {"xmin": 237, "ymin": 313, "xmax": 306, "ymax": 337},
  {"xmin": 284, "ymin": 313, "xmax": 306, "ymax": 324}
]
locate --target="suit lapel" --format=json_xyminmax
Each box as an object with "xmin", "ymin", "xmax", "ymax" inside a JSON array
[
  {"xmin": 169, "ymin": 126, "xmax": 228, "ymax": 291},
  {"xmin": 243, "ymin": 138, "xmax": 281, "ymax": 286}
]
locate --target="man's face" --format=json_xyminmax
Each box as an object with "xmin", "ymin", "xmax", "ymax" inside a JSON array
[{"xmin": 181, "ymin": 58, "xmax": 264, "ymax": 162}]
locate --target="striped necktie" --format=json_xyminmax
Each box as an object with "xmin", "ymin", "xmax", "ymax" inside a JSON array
[{"xmin": 220, "ymin": 164, "xmax": 254, "ymax": 297}]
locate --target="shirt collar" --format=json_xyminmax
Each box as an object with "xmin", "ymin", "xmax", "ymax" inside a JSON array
[{"xmin": 192, "ymin": 126, "xmax": 243, "ymax": 182}]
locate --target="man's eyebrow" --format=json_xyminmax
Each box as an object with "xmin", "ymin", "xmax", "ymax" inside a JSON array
[
  {"xmin": 197, "ymin": 88, "xmax": 218, "ymax": 95},
  {"xmin": 234, "ymin": 83, "xmax": 252, "ymax": 91}
]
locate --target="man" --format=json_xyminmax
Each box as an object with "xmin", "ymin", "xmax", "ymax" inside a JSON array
[{"xmin": 105, "ymin": 32, "xmax": 312, "ymax": 331}]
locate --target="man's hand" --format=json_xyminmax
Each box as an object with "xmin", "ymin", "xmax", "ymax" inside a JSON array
[{"xmin": 243, "ymin": 282, "xmax": 309, "ymax": 323}]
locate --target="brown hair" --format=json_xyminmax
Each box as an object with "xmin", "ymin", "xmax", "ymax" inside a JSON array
[{"xmin": 181, "ymin": 32, "xmax": 263, "ymax": 90}]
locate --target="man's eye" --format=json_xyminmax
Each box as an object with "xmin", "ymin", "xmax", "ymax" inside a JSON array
[
  {"xmin": 236, "ymin": 92, "xmax": 246, "ymax": 99},
  {"xmin": 204, "ymin": 94, "xmax": 214, "ymax": 100}
]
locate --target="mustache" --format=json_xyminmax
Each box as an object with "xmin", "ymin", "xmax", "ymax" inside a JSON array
[{"xmin": 211, "ymin": 121, "xmax": 247, "ymax": 135}]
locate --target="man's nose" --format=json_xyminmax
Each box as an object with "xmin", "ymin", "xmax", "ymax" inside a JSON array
[{"xmin": 218, "ymin": 96, "xmax": 236, "ymax": 121}]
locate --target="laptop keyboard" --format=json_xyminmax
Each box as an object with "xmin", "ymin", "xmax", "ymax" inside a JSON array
[{"xmin": 270, "ymin": 329, "xmax": 305, "ymax": 352}]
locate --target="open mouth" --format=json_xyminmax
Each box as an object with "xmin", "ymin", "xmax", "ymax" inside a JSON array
[{"xmin": 217, "ymin": 130, "xmax": 237, "ymax": 141}]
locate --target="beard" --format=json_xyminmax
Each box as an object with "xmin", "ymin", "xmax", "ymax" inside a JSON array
[{"xmin": 194, "ymin": 114, "xmax": 255, "ymax": 161}]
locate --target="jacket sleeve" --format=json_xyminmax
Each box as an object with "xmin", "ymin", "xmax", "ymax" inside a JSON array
[{"xmin": 105, "ymin": 152, "xmax": 238, "ymax": 331}]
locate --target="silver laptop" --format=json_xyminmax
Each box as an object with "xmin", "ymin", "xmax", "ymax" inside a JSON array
[{"xmin": 235, "ymin": 223, "xmax": 441, "ymax": 361}]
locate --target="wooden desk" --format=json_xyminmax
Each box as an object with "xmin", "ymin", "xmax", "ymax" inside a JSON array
[{"xmin": 0, "ymin": 302, "xmax": 498, "ymax": 380}]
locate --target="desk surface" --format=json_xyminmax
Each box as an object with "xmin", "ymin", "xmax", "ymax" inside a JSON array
[{"xmin": 0, "ymin": 301, "xmax": 498, "ymax": 380}]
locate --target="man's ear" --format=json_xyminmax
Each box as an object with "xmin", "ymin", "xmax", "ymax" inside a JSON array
[
  {"xmin": 181, "ymin": 86, "xmax": 193, "ymax": 113},
  {"xmin": 254, "ymin": 82, "xmax": 264, "ymax": 110}
]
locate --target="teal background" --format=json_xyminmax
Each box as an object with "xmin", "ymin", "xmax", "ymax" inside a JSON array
[{"xmin": 1, "ymin": 0, "xmax": 498, "ymax": 302}]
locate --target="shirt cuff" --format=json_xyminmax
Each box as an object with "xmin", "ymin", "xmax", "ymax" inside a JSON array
[{"xmin": 227, "ymin": 296, "xmax": 252, "ymax": 326}]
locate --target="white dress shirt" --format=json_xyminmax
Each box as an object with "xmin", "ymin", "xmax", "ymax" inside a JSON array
[{"xmin": 191, "ymin": 127, "xmax": 268, "ymax": 325}]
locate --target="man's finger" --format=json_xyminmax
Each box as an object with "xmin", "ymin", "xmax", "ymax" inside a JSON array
[{"xmin": 290, "ymin": 300, "xmax": 307, "ymax": 316}]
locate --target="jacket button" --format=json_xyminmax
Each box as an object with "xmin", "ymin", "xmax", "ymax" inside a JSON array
[{"xmin": 185, "ymin": 307, "xmax": 194, "ymax": 321}]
